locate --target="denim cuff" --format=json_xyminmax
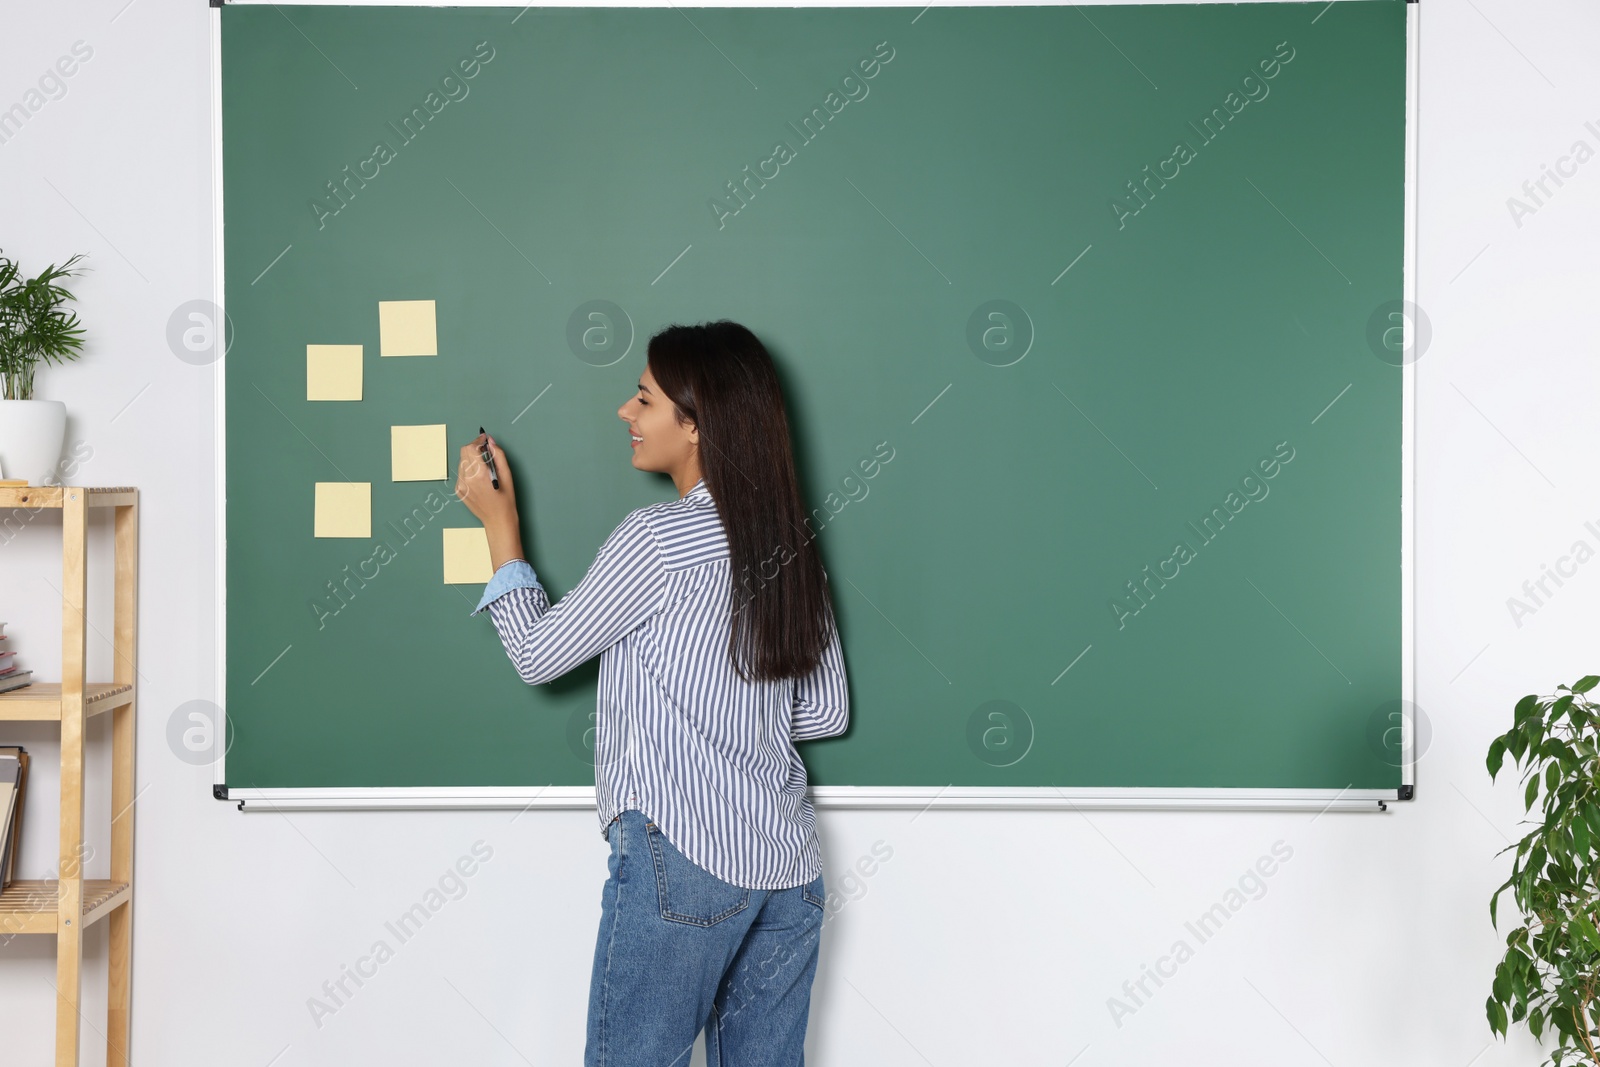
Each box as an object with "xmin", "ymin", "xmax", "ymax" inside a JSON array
[{"xmin": 470, "ymin": 558, "xmax": 543, "ymax": 616}]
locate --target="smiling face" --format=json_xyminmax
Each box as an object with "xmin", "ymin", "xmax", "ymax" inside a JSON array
[{"xmin": 617, "ymin": 362, "xmax": 701, "ymax": 494}]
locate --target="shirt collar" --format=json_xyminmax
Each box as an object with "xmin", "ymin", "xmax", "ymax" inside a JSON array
[{"xmin": 685, "ymin": 478, "xmax": 711, "ymax": 502}]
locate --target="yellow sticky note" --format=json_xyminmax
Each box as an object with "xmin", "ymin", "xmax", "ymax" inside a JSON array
[
  {"xmin": 306, "ymin": 344, "xmax": 363, "ymax": 400},
  {"xmin": 391, "ymin": 424, "xmax": 448, "ymax": 481},
  {"xmin": 314, "ymin": 482, "xmax": 370, "ymax": 538},
  {"xmin": 378, "ymin": 300, "xmax": 437, "ymax": 356},
  {"xmin": 443, "ymin": 527, "xmax": 494, "ymax": 584}
]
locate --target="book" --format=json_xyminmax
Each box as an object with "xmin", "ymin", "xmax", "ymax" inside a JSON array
[
  {"xmin": 0, "ymin": 670, "xmax": 33, "ymax": 694},
  {"xmin": 0, "ymin": 754, "xmax": 19, "ymax": 890},
  {"xmin": 0, "ymin": 747, "xmax": 25, "ymax": 890}
]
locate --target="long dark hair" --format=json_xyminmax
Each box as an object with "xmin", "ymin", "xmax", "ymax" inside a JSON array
[{"xmin": 646, "ymin": 320, "xmax": 836, "ymax": 683}]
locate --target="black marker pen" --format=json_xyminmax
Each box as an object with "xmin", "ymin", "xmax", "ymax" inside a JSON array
[{"xmin": 478, "ymin": 426, "xmax": 500, "ymax": 490}]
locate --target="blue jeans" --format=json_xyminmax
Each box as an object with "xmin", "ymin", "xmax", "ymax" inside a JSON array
[{"xmin": 586, "ymin": 808, "xmax": 827, "ymax": 1066}]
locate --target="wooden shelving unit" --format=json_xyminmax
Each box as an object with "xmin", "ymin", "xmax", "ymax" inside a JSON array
[{"xmin": 0, "ymin": 486, "xmax": 138, "ymax": 1067}]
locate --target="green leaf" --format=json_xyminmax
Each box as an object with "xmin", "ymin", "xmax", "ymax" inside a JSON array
[
  {"xmin": 1493, "ymin": 965, "xmax": 1511, "ymax": 1001},
  {"xmin": 1552, "ymin": 1001, "xmax": 1582, "ymax": 1041},
  {"xmin": 1572, "ymin": 701, "xmax": 1594, "ymax": 731},
  {"xmin": 1487, "ymin": 995, "xmax": 1508, "ymax": 1036},
  {"xmin": 1528, "ymin": 774, "xmax": 1542, "ymax": 811},
  {"xmin": 1570, "ymin": 676, "xmax": 1599, "ymax": 694},
  {"xmin": 1571, "ymin": 912, "xmax": 1600, "ymax": 955},
  {"xmin": 1517, "ymin": 694, "xmax": 1542, "ymax": 723},
  {"xmin": 1489, "ymin": 737, "xmax": 1507, "ymax": 778}
]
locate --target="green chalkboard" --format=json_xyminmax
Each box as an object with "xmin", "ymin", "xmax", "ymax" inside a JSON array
[{"xmin": 220, "ymin": 2, "xmax": 1411, "ymax": 799}]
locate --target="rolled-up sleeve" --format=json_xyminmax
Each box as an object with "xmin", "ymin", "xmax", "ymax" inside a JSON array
[
  {"xmin": 790, "ymin": 613, "xmax": 848, "ymax": 741},
  {"xmin": 473, "ymin": 512, "xmax": 669, "ymax": 685},
  {"xmin": 471, "ymin": 559, "xmax": 543, "ymax": 616}
]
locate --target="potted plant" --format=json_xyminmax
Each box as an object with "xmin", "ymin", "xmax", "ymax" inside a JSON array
[
  {"xmin": 0, "ymin": 250, "xmax": 87, "ymax": 485},
  {"xmin": 1487, "ymin": 674, "xmax": 1600, "ymax": 1064}
]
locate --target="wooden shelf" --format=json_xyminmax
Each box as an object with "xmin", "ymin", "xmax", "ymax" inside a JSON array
[
  {"xmin": 0, "ymin": 486, "xmax": 137, "ymax": 510},
  {"xmin": 0, "ymin": 485, "xmax": 138, "ymax": 1066},
  {"xmin": 0, "ymin": 682, "xmax": 136, "ymax": 721},
  {"xmin": 0, "ymin": 880, "xmax": 131, "ymax": 935}
]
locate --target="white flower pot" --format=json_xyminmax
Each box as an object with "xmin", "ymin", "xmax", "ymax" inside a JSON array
[{"xmin": 0, "ymin": 399, "xmax": 68, "ymax": 485}]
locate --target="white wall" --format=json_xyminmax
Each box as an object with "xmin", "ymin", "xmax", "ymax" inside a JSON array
[{"xmin": 1, "ymin": 0, "xmax": 1594, "ymax": 1063}]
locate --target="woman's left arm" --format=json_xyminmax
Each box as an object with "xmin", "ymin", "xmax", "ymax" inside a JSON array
[
  {"xmin": 473, "ymin": 514, "xmax": 668, "ymax": 684},
  {"xmin": 455, "ymin": 434, "xmax": 669, "ymax": 685}
]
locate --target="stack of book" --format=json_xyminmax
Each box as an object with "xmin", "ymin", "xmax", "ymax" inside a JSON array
[
  {"xmin": 0, "ymin": 623, "xmax": 31, "ymax": 693},
  {"xmin": 0, "ymin": 747, "xmax": 27, "ymax": 890}
]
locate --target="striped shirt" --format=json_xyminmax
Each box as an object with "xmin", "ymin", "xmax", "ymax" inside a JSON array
[{"xmin": 469, "ymin": 477, "xmax": 849, "ymax": 889}]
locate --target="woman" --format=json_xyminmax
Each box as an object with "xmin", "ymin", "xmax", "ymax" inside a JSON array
[{"xmin": 455, "ymin": 319, "xmax": 849, "ymax": 1066}]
